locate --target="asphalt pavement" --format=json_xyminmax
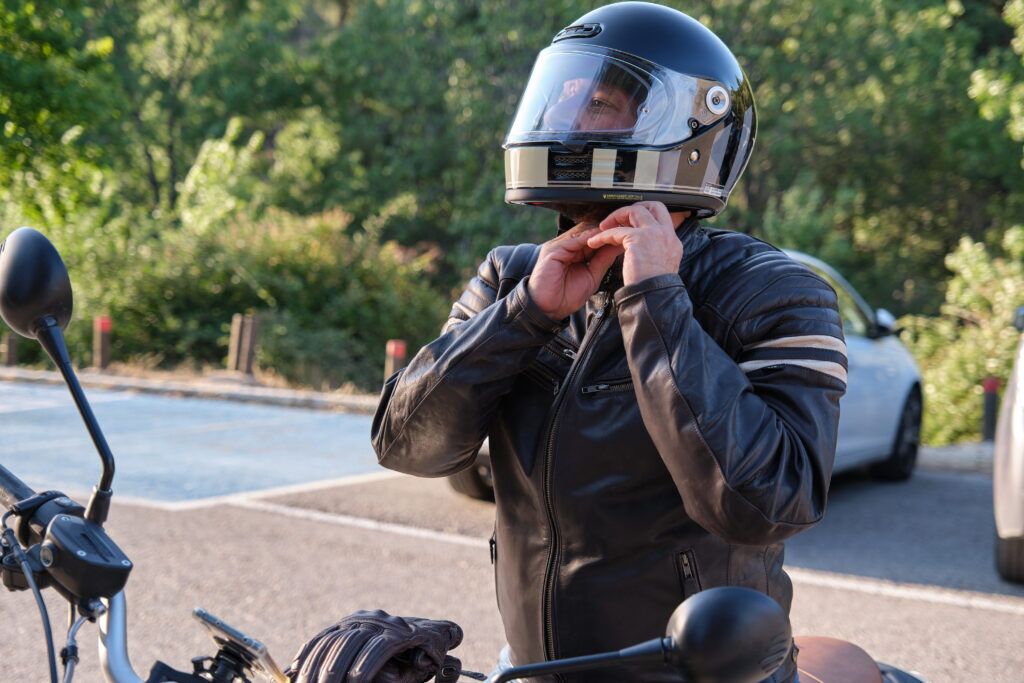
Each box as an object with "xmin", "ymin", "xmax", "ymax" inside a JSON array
[{"xmin": 0, "ymin": 380, "xmax": 1021, "ymax": 682}]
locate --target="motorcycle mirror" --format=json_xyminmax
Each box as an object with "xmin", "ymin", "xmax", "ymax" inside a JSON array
[
  {"xmin": 0, "ymin": 227, "xmax": 73, "ymax": 338},
  {"xmin": 665, "ymin": 587, "xmax": 792, "ymax": 683},
  {"xmin": 0, "ymin": 227, "xmax": 116, "ymax": 527}
]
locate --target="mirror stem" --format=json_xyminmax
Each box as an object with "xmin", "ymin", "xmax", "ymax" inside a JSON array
[
  {"xmin": 36, "ymin": 318, "xmax": 115, "ymax": 526},
  {"xmin": 489, "ymin": 638, "xmax": 670, "ymax": 682}
]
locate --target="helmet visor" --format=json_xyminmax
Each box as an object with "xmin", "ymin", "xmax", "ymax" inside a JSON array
[{"xmin": 505, "ymin": 45, "xmax": 725, "ymax": 148}]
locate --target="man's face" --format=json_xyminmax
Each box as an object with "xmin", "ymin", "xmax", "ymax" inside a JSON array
[{"xmin": 542, "ymin": 77, "xmax": 640, "ymax": 133}]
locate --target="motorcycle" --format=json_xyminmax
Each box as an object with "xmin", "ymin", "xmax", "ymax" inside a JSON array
[{"xmin": 0, "ymin": 226, "xmax": 926, "ymax": 683}]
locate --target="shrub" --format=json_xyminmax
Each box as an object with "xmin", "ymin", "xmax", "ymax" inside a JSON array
[{"xmin": 900, "ymin": 227, "xmax": 1024, "ymax": 444}]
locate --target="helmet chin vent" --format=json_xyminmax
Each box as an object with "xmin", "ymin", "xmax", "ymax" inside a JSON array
[
  {"xmin": 551, "ymin": 153, "xmax": 591, "ymax": 167},
  {"xmin": 549, "ymin": 149, "xmax": 628, "ymax": 184}
]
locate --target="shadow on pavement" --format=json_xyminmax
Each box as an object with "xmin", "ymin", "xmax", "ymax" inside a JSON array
[
  {"xmin": 786, "ymin": 468, "xmax": 1024, "ymax": 598},
  {"xmin": 272, "ymin": 467, "xmax": 1024, "ymax": 600}
]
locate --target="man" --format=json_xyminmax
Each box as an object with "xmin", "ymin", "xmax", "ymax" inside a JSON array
[{"xmin": 372, "ymin": 3, "xmax": 846, "ymax": 682}]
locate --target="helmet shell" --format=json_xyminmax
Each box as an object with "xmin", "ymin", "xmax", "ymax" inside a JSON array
[{"xmin": 504, "ymin": 1, "xmax": 756, "ymax": 217}]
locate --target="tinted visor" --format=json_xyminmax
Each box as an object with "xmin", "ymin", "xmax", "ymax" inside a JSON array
[{"xmin": 506, "ymin": 45, "xmax": 724, "ymax": 148}]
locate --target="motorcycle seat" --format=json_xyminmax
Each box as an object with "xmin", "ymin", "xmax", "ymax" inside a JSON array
[{"xmin": 795, "ymin": 636, "xmax": 883, "ymax": 683}]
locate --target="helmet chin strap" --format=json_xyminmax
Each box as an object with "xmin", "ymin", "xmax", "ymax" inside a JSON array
[{"xmin": 555, "ymin": 206, "xmax": 693, "ymax": 233}]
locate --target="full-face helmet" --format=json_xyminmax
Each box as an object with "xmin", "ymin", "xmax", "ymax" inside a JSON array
[{"xmin": 504, "ymin": 2, "xmax": 756, "ymax": 218}]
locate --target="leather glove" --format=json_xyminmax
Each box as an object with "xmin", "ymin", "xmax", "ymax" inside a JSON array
[{"xmin": 285, "ymin": 609, "xmax": 464, "ymax": 683}]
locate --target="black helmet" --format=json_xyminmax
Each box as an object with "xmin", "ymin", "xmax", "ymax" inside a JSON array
[{"xmin": 504, "ymin": 2, "xmax": 756, "ymax": 218}]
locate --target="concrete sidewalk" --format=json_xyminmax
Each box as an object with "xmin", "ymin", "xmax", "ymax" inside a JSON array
[{"xmin": 0, "ymin": 365, "xmax": 995, "ymax": 474}]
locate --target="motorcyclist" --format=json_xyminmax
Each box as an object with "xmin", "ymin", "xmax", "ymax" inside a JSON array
[{"xmin": 298, "ymin": 2, "xmax": 848, "ymax": 682}]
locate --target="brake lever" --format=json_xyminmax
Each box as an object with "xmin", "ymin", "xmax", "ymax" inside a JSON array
[{"xmin": 1, "ymin": 536, "xmax": 50, "ymax": 592}]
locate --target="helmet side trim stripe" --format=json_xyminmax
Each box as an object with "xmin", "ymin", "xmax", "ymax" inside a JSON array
[
  {"xmin": 590, "ymin": 148, "xmax": 617, "ymax": 188},
  {"xmin": 633, "ymin": 150, "xmax": 660, "ymax": 188},
  {"xmin": 505, "ymin": 147, "xmax": 549, "ymax": 188}
]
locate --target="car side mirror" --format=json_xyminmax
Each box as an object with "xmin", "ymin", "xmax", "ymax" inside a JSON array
[
  {"xmin": 873, "ymin": 308, "xmax": 897, "ymax": 337},
  {"xmin": 1014, "ymin": 305, "xmax": 1024, "ymax": 333}
]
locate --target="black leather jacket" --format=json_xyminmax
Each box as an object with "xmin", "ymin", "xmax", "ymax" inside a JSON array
[{"xmin": 372, "ymin": 220, "xmax": 847, "ymax": 682}]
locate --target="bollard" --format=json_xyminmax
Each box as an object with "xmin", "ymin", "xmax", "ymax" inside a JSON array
[
  {"xmin": 384, "ymin": 339, "xmax": 407, "ymax": 382},
  {"xmin": 1, "ymin": 332, "xmax": 15, "ymax": 366},
  {"xmin": 982, "ymin": 376, "xmax": 1001, "ymax": 442},
  {"xmin": 227, "ymin": 313, "xmax": 260, "ymax": 375},
  {"xmin": 93, "ymin": 315, "xmax": 112, "ymax": 370},
  {"xmin": 227, "ymin": 313, "xmax": 244, "ymax": 372},
  {"xmin": 239, "ymin": 314, "xmax": 260, "ymax": 376}
]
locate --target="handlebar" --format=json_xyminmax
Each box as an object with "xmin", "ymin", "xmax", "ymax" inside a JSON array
[{"xmin": 0, "ymin": 463, "xmax": 36, "ymax": 510}]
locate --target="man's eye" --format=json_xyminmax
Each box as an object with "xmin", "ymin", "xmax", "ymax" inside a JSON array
[{"xmin": 588, "ymin": 98, "xmax": 612, "ymax": 112}]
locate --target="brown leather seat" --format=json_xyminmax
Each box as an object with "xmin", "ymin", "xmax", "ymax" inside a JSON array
[{"xmin": 795, "ymin": 636, "xmax": 884, "ymax": 683}]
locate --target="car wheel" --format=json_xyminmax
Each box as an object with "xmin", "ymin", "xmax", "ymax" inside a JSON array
[
  {"xmin": 870, "ymin": 391, "xmax": 921, "ymax": 482},
  {"xmin": 997, "ymin": 535, "xmax": 1024, "ymax": 584},
  {"xmin": 447, "ymin": 460, "xmax": 494, "ymax": 501}
]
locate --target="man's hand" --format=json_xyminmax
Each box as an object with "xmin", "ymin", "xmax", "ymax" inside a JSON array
[
  {"xmin": 586, "ymin": 202, "xmax": 683, "ymax": 287},
  {"xmin": 528, "ymin": 222, "xmax": 624, "ymax": 321}
]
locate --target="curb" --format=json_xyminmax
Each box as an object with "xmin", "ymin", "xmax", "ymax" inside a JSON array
[
  {"xmin": 919, "ymin": 442, "xmax": 993, "ymax": 475},
  {"xmin": 0, "ymin": 367, "xmax": 379, "ymax": 414}
]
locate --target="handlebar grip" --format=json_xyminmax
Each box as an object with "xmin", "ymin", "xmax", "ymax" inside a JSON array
[{"xmin": 0, "ymin": 464, "xmax": 35, "ymax": 511}]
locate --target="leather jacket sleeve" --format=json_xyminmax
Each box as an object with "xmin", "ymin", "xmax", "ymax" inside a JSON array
[
  {"xmin": 614, "ymin": 270, "xmax": 847, "ymax": 546},
  {"xmin": 372, "ymin": 247, "xmax": 558, "ymax": 477}
]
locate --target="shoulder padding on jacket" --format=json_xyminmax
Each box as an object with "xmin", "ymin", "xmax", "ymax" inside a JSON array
[
  {"xmin": 681, "ymin": 228, "xmax": 843, "ymax": 356},
  {"xmin": 445, "ymin": 243, "xmax": 541, "ymax": 332}
]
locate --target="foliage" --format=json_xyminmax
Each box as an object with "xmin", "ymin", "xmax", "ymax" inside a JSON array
[
  {"xmin": 900, "ymin": 228, "xmax": 1024, "ymax": 444},
  {"xmin": 0, "ymin": 1, "xmax": 116, "ymax": 181},
  {"xmin": 1, "ymin": 118, "xmax": 444, "ymax": 391},
  {"xmin": 111, "ymin": 207, "xmax": 445, "ymax": 391},
  {"xmin": 4, "ymin": 0, "xmax": 1024, "ymax": 394}
]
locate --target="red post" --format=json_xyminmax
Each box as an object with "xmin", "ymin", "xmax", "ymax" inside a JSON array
[
  {"xmin": 93, "ymin": 315, "xmax": 112, "ymax": 370},
  {"xmin": 982, "ymin": 376, "xmax": 1001, "ymax": 441},
  {"xmin": 385, "ymin": 339, "xmax": 407, "ymax": 381}
]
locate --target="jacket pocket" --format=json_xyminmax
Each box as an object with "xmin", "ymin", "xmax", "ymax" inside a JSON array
[
  {"xmin": 580, "ymin": 377, "xmax": 634, "ymax": 396},
  {"xmin": 677, "ymin": 548, "xmax": 702, "ymax": 600},
  {"xmin": 523, "ymin": 360, "xmax": 562, "ymax": 396}
]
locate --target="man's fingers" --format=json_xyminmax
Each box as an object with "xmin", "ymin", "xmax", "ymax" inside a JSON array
[
  {"xmin": 553, "ymin": 220, "xmax": 599, "ymax": 241},
  {"xmin": 587, "ymin": 244, "xmax": 624, "ymax": 277},
  {"xmin": 586, "ymin": 227, "xmax": 634, "ymax": 249},
  {"xmin": 545, "ymin": 228, "xmax": 600, "ymax": 261},
  {"xmin": 598, "ymin": 204, "xmax": 660, "ymax": 231},
  {"xmin": 638, "ymin": 200, "xmax": 673, "ymax": 225}
]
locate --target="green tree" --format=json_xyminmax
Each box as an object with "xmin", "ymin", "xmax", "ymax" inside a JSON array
[{"xmin": 0, "ymin": 1, "xmax": 117, "ymax": 182}]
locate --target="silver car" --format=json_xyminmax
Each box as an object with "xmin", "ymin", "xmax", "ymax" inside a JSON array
[
  {"xmin": 995, "ymin": 306, "xmax": 1024, "ymax": 583},
  {"xmin": 448, "ymin": 250, "xmax": 923, "ymax": 500}
]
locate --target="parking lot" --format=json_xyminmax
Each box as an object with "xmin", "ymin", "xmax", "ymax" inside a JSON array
[{"xmin": 1, "ymin": 382, "xmax": 1022, "ymax": 682}]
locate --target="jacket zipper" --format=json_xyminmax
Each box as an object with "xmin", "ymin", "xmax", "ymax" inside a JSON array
[
  {"xmin": 548, "ymin": 335, "xmax": 579, "ymax": 361},
  {"xmin": 679, "ymin": 549, "xmax": 702, "ymax": 599},
  {"xmin": 524, "ymin": 361, "xmax": 562, "ymax": 396},
  {"xmin": 580, "ymin": 378, "xmax": 633, "ymax": 395},
  {"xmin": 541, "ymin": 293, "xmax": 612, "ymax": 663}
]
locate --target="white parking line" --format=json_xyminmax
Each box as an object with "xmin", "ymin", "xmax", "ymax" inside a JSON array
[
  {"xmin": 103, "ymin": 470, "xmax": 400, "ymax": 512},
  {"xmin": 5, "ymin": 415, "xmax": 310, "ymax": 456},
  {"xmin": 0, "ymin": 392, "xmax": 136, "ymax": 414},
  {"xmin": 234, "ymin": 499, "xmax": 484, "ymax": 549},
  {"xmin": 786, "ymin": 567, "xmax": 1024, "ymax": 616},
  {"xmin": 231, "ymin": 500, "xmax": 1024, "ymax": 617}
]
